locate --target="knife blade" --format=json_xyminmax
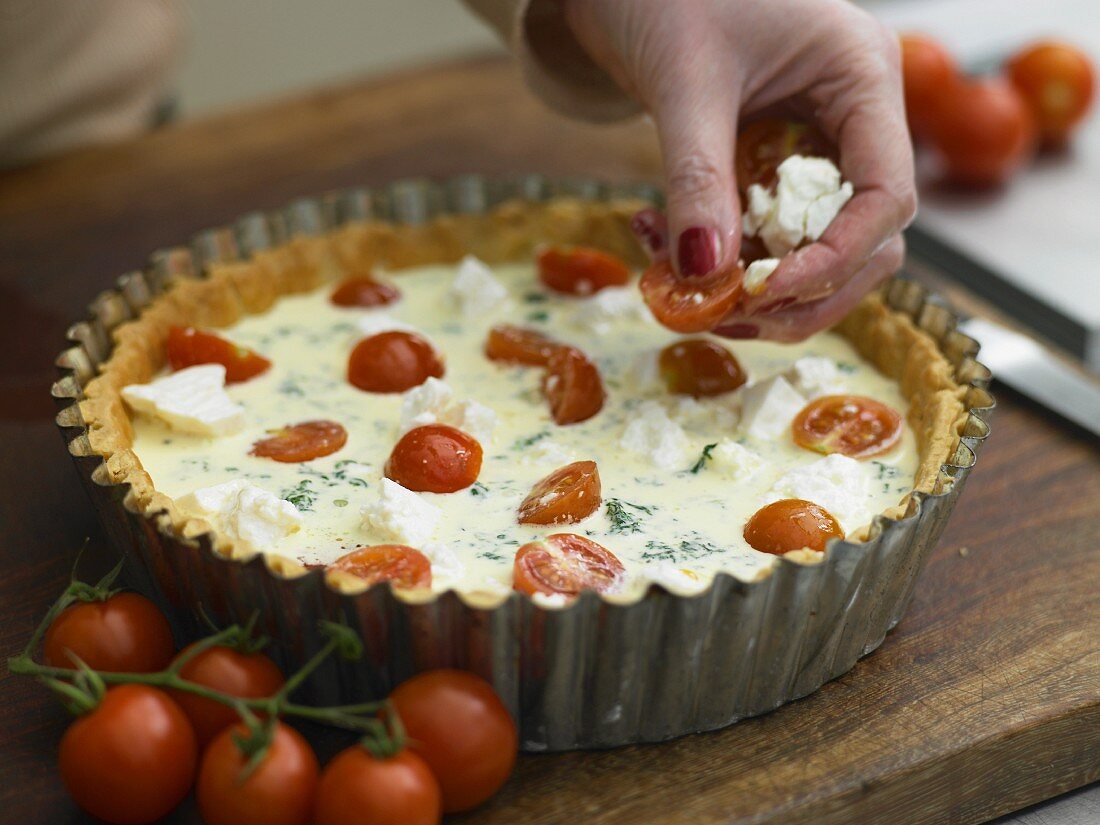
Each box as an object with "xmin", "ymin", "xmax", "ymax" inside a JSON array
[{"xmin": 959, "ymin": 317, "xmax": 1100, "ymax": 437}]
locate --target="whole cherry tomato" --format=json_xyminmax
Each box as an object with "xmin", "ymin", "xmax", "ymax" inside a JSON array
[
  {"xmin": 59, "ymin": 685, "xmax": 197, "ymax": 824},
  {"xmin": 543, "ymin": 347, "xmax": 605, "ymax": 425},
  {"xmin": 640, "ymin": 260, "xmax": 745, "ymax": 334},
  {"xmin": 197, "ymin": 722, "xmax": 319, "ymax": 825},
  {"xmin": 166, "ymin": 326, "xmax": 271, "ymax": 383},
  {"xmin": 330, "ymin": 275, "xmax": 401, "ymax": 307},
  {"xmin": 170, "ymin": 644, "xmax": 285, "ymax": 746},
  {"xmin": 348, "ymin": 331, "xmax": 444, "ymax": 393},
  {"xmin": 485, "ymin": 324, "xmax": 561, "ymax": 366},
  {"xmin": 328, "ymin": 545, "xmax": 433, "ymax": 590},
  {"xmin": 658, "ymin": 339, "xmax": 746, "ymax": 397},
  {"xmin": 792, "ymin": 395, "xmax": 903, "ymax": 459},
  {"xmin": 537, "ymin": 247, "xmax": 630, "ymax": 295},
  {"xmin": 250, "ymin": 420, "xmax": 348, "ymax": 463},
  {"xmin": 1007, "ymin": 41, "xmax": 1095, "ymax": 146},
  {"xmin": 929, "ymin": 77, "xmax": 1036, "ymax": 186},
  {"xmin": 390, "ymin": 669, "xmax": 517, "ymax": 813},
  {"xmin": 513, "ymin": 533, "xmax": 624, "ymax": 598},
  {"xmin": 385, "ymin": 424, "xmax": 483, "ymax": 493},
  {"xmin": 744, "ymin": 499, "xmax": 844, "ymax": 555},
  {"xmin": 315, "ymin": 746, "xmax": 441, "ymax": 825},
  {"xmin": 518, "ymin": 460, "xmax": 602, "ymax": 525},
  {"xmin": 899, "ymin": 33, "xmax": 960, "ymax": 141},
  {"xmin": 43, "ymin": 592, "xmax": 175, "ymax": 673}
]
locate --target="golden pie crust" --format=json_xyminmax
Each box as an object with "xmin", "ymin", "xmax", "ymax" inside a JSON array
[{"xmin": 78, "ymin": 198, "xmax": 968, "ymax": 585}]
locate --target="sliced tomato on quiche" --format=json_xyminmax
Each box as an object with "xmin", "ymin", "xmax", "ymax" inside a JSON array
[
  {"xmin": 658, "ymin": 339, "xmax": 747, "ymax": 397},
  {"xmin": 328, "ymin": 544, "xmax": 432, "ymax": 589},
  {"xmin": 537, "ymin": 246, "xmax": 630, "ymax": 296},
  {"xmin": 543, "ymin": 347, "xmax": 605, "ymax": 425},
  {"xmin": 792, "ymin": 395, "xmax": 903, "ymax": 459},
  {"xmin": 743, "ymin": 499, "xmax": 844, "ymax": 555},
  {"xmin": 512, "ymin": 533, "xmax": 624, "ymax": 598},
  {"xmin": 348, "ymin": 331, "xmax": 444, "ymax": 393},
  {"xmin": 166, "ymin": 326, "xmax": 271, "ymax": 383},
  {"xmin": 250, "ymin": 420, "xmax": 348, "ymax": 463},
  {"xmin": 330, "ymin": 275, "xmax": 401, "ymax": 308},
  {"xmin": 485, "ymin": 324, "xmax": 561, "ymax": 367},
  {"xmin": 517, "ymin": 461, "xmax": 601, "ymax": 525},
  {"xmin": 385, "ymin": 424, "xmax": 483, "ymax": 493},
  {"xmin": 639, "ymin": 260, "xmax": 745, "ymax": 334}
]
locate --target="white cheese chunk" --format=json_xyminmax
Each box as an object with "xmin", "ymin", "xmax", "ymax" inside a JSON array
[
  {"xmin": 531, "ymin": 591, "xmax": 571, "ymax": 609},
  {"xmin": 619, "ymin": 400, "xmax": 690, "ymax": 470},
  {"xmin": 451, "ymin": 255, "xmax": 509, "ymax": 317},
  {"xmin": 421, "ymin": 542, "xmax": 466, "ymax": 590},
  {"xmin": 709, "ymin": 439, "xmax": 764, "ymax": 482},
  {"xmin": 355, "ymin": 312, "xmax": 416, "ymax": 340},
  {"xmin": 641, "ymin": 563, "xmax": 709, "ymax": 595},
  {"xmin": 398, "ymin": 377, "xmax": 498, "ymax": 442},
  {"xmin": 178, "ymin": 479, "xmax": 301, "ymax": 555},
  {"xmin": 671, "ymin": 397, "xmax": 738, "ymax": 432},
  {"xmin": 743, "ymin": 258, "xmax": 781, "ymax": 295},
  {"xmin": 523, "ymin": 438, "xmax": 574, "ymax": 466},
  {"xmin": 121, "ymin": 364, "xmax": 245, "ymax": 436},
  {"xmin": 786, "ymin": 356, "xmax": 844, "ymax": 399},
  {"xmin": 360, "ymin": 479, "xmax": 441, "ymax": 546},
  {"xmin": 739, "ymin": 375, "xmax": 807, "ymax": 441},
  {"xmin": 569, "ymin": 286, "xmax": 653, "ymax": 334},
  {"xmin": 764, "ymin": 454, "xmax": 872, "ymax": 534}
]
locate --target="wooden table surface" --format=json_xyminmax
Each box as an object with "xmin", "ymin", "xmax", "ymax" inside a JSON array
[{"xmin": 1, "ymin": 55, "xmax": 1098, "ymax": 824}]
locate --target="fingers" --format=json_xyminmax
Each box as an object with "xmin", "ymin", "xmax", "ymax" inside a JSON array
[
  {"xmin": 715, "ymin": 234, "xmax": 904, "ymax": 342},
  {"xmin": 630, "ymin": 208, "xmax": 669, "ymax": 262}
]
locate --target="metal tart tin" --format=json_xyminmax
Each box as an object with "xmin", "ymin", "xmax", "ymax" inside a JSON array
[{"xmin": 52, "ymin": 176, "xmax": 994, "ymax": 751}]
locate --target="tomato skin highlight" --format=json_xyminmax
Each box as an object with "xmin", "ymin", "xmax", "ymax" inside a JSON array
[
  {"xmin": 513, "ymin": 533, "xmax": 625, "ymax": 598},
  {"xmin": 197, "ymin": 722, "xmax": 319, "ymax": 825},
  {"xmin": 390, "ymin": 669, "xmax": 518, "ymax": 813},
  {"xmin": 169, "ymin": 645, "xmax": 285, "ymax": 747},
  {"xmin": 518, "ymin": 460, "xmax": 602, "ymax": 525},
  {"xmin": 744, "ymin": 499, "xmax": 844, "ymax": 555},
  {"xmin": 640, "ymin": 259, "xmax": 745, "ymax": 334},
  {"xmin": 314, "ymin": 746, "xmax": 442, "ymax": 825},
  {"xmin": 59, "ymin": 685, "xmax": 198, "ymax": 825},
  {"xmin": 167, "ymin": 326, "xmax": 271, "ymax": 383},
  {"xmin": 899, "ymin": 33, "xmax": 960, "ymax": 141},
  {"xmin": 348, "ymin": 331, "xmax": 444, "ymax": 393},
  {"xmin": 485, "ymin": 324, "xmax": 561, "ymax": 366},
  {"xmin": 735, "ymin": 119, "xmax": 835, "ymax": 193},
  {"xmin": 385, "ymin": 423, "xmax": 483, "ymax": 493},
  {"xmin": 250, "ymin": 420, "xmax": 348, "ymax": 463},
  {"xmin": 543, "ymin": 346, "xmax": 605, "ymax": 425},
  {"xmin": 1007, "ymin": 41, "xmax": 1095, "ymax": 146},
  {"xmin": 43, "ymin": 592, "xmax": 175, "ymax": 673},
  {"xmin": 537, "ymin": 246, "xmax": 630, "ymax": 295},
  {"xmin": 330, "ymin": 275, "xmax": 401, "ymax": 307},
  {"xmin": 328, "ymin": 544, "xmax": 433, "ymax": 589},
  {"xmin": 792, "ymin": 395, "xmax": 904, "ymax": 459},
  {"xmin": 658, "ymin": 339, "xmax": 747, "ymax": 397}
]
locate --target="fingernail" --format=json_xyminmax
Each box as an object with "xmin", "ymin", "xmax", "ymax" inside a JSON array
[
  {"xmin": 757, "ymin": 296, "xmax": 797, "ymax": 314},
  {"xmin": 714, "ymin": 323, "xmax": 759, "ymax": 339},
  {"xmin": 677, "ymin": 227, "xmax": 719, "ymax": 278},
  {"xmin": 630, "ymin": 210, "xmax": 667, "ymax": 257}
]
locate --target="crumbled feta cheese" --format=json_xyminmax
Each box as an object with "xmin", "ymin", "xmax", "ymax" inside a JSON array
[
  {"xmin": 709, "ymin": 439, "xmax": 764, "ymax": 482},
  {"xmin": 642, "ymin": 563, "xmax": 709, "ymax": 594},
  {"xmin": 671, "ymin": 397, "xmax": 738, "ymax": 432},
  {"xmin": 531, "ymin": 591, "xmax": 571, "ymax": 609},
  {"xmin": 524, "ymin": 439, "xmax": 574, "ymax": 466},
  {"xmin": 121, "ymin": 364, "xmax": 245, "ymax": 436},
  {"xmin": 453, "ymin": 399, "xmax": 498, "ymax": 443},
  {"xmin": 355, "ymin": 313, "xmax": 415, "ymax": 340},
  {"xmin": 742, "ymin": 156, "xmax": 854, "ymax": 257},
  {"xmin": 569, "ymin": 286, "xmax": 653, "ymax": 334},
  {"xmin": 178, "ymin": 479, "xmax": 301, "ymax": 555},
  {"xmin": 451, "ymin": 255, "xmax": 509, "ymax": 317},
  {"xmin": 619, "ymin": 400, "xmax": 690, "ymax": 470},
  {"xmin": 398, "ymin": 377, "xmax": 497, "ymax": 442},
  {"xmin": 786, "ymin": 356, "xmax": 844, "ymax": 399},
  {"xmin": 739, "ymin": 375, "xmax": 807, "ymax": 440},
  {"xmin": 421, "ymin": 542, "xmax": 465, "ymax": 589},
  {"xmin": 360, "ymin": 479, "xmax": 441, "ymax": 546},
  {"xmin": 743, "ymin": 258, "xmax": 781, "ymax": 295},
  {"xmin": 764, "ymin": 454, "xmax": 872, "ymax": 534},
  {"xmin": 628, "ymin": 351, "xmax": 661, "ymax": 390}
]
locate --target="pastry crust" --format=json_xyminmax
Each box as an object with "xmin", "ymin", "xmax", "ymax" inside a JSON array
[{"xmin": 78, "ymin": 197, "xmax": 966, "ymax": 583}]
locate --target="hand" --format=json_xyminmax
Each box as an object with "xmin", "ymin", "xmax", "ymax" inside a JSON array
[{"xmin": 562, "ymin": 0, "xmax": 917, "ymax": 341}]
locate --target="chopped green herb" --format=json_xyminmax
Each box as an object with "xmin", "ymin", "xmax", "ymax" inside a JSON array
[
  {"xmin": 605, "ymin": 498, "xmax": 653, "ymax": 534},
  {"xmin": 479, "ymin": 551, "xmax": 507, "ymax": 561},
  {"xmin": 224, "ymin": 466, "xmax": 239, "ymax": 473},
  {"xmin": 524, "ymin": 291, "xmax": 549, "ymax": 303},
  {"xmin": 836, "ymin": 362, "xmax": 858, "ymax": 374},
  {"xmin": 641, "ymin": 537, "xmax": 724, "ymax": 563},
  {"xmin": 690, "ymin": 443, "xmax": 718, "ymax": 474},
  {"xmin": 333, "ymin": 499, "xmax": 349, "ymax": 508},
  {"xmin": 526, "ymin": 310, "xmax": 550, "ymax": 323},
  {"xmin": 513, "ymin": 431, "xmax": 550, "ymax": 450},
  {"xmin": 281, "ymin": 479, "xmax": 317, "ymax": 512},
  {"xmin": 470, "ymin": 482, "xmax": 489, "ymax": 496},
  {"xmin": 278, "ymin": 377, "xmax": 305, "ymax": 397}
]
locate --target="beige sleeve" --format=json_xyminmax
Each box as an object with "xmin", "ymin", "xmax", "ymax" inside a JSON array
[{"xmin": 463, "ymin": 0, "xmax": 642, "ymax": 123}]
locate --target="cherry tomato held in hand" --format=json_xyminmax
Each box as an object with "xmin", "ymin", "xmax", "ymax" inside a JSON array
[
  {"xmin": 513, "ymin": 533, "xmax": 625, "ymax": 598},
  {"xmin": 659, "ymin": 339, "xmax": 746, "ymax": 397},
  {"xmin": 390, "ymin": 669, "xmax": 518, "ymax": 814},
  {"xmin": 59, "ymin": 685, "xmax": 198, "ymax": 825},
  {"xmin": 537, "ymin": 246, "xmax": 630, "ymax": 295},
  {"xmin": 170, "ymin": 644, "xmax": 285, "ymax": 747},
  {"xmin": 314, "ymin": 746, "xmax": 441, "ymax": 825},
  {"xmin": 543, "ymin": 346, "xmax": 605, "ymax": 425},
  {"xmin": 330, "ymin": 275, "xmax": 401, "ymax": 307},
  {"xmin": 744, "ymin": 499, "xmax": 844, "ymax": 555},
  {"xmin": 167, "ymin": 326, "xmax": 271, "ymax": 383},
  {"xmin": 485, "ymin": 324, "xmax": 561, "ymax": 366},
  {"xmin": 348, "ymin": 331, "xmax": 444, "ymax": 393},
  {"xmin": 385, "ymin": 423, "xmax": 483, "ymax": 493},
  {"xmin": 328, "ymin": 544, "xmax": 433, "ymax": 590},
  {"xmin": 518, "ymin": 460, "xmax": 602, "ymax": 525},
  {"xmin": 43, "ymin": 592, "xmax": 175, "ymax": 673},
  {"xmin": 250, "ymin": 420, "xmax": 348, "ymax": 463},
  {"xmin": 197, "ymin": 722, "xmax": 319, "ymax": 825},
  {"xmin": 1007, "ymin": 41, "xmax": 1096, "ymax": 146},
  {"xmin": 899, "ymin": 33, "xmax": 960, "ymax": 142},
  {"xmin": 929, "ymin": 77, "xmax": 1036, "ymax": 187},
  {"xmin": 792, "ymin": 395, "xmax": 903, "ymax": 459},
  {"xmin": 640, "ymin": 260, "xmax": 745, "ymax": 334},
  {"xmin": 735, "ymin": 119, "xmax": 836, "ymax": 193}
]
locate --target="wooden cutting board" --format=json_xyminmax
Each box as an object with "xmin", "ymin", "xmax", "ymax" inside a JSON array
[{"xmin": 1, "ymin": 56, "xmax": 1097, "ymax": 824}]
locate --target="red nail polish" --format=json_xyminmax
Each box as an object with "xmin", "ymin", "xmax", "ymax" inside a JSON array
[
  {"xmin": 714, "ymin": 323, "xmax": 759, "ymax": 340},
  {"xmin": 631, "ymin": 211, "xmax": 666, "ymax": 256},
  {"xmin": 677, "ymin": 227, "xmax": 718, "ymax": 278}
]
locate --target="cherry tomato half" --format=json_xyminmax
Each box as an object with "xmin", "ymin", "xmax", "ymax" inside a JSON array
[
  {"xmin": 170, "ymin": 644, "xmax": 285, "ymax": 747},
  {"xmin": 485, "ymin": 324, "xmax": 561, "ymax": 366},
  {"xmin": 735, "ymin": 119, "xmax": 836, "ymax": 193},
  {"xmin": 517, "ymin": 460, "xmax": 602, "ymax": 525},
  {"xmin": 327, "ymin": 545, "xmax": 432, "ymax": 590},
  {"xmin": 537, "ymin": 246, "xmax": 630, "ymax": 295},
  {"xmin": 314, "ymin": 746, "xmax": 441, "ymax": 825},
  {"xmin": 513, "ymin": 533, "xmax": 624, "ymax": 598},
  {"xmin": 43, "ymin": 592, "xmax": 175, "ymax": 674},
  {"xmin": 167, "ymin": 326, "xmax": 271, "ymax": 384},
  {"xmin": 1007, "ymin": 41, "xmax": 1095, "ymax": 146},
  {"xmin": 197, "ymin": 722, "xmax": 319, "ymax": 825},
  {"xmin": 330, "ymin": 275, "xmax": 401, "ymax": 308},
  {"xmin": 899, "ymin": 33, "xmax": 960, "ymax": 141},
  {"xmin": 59, "ymin": 685, "xmax": 198, "ymax": 825},
  {"xmin": 390, "ymin": 669, "xmax": 518, "ymax": 814},
  {"xmin": 385, "ymin": 424, "xmax": 483, "ymax": 493},
  {"xmin": 640, "ymin": 260, "xmax": 745, "ymax": 334},
  {"xmin": 658, "ymin": 339, "xmax": 746, "ymax": 397},
  {"xmin": 348, "ymin": 331, "xmax": 444, "ymax": 393},
  {"xmin": 543, "ymin": 346, "xmax": 605, "ymax": 425},
  {"xmin": 250, "ymin": 420, "xmax": 348, "ymax": 463},
  {"xmin": 929, "ymin": 77, "xmax": 1036, "ymax": 187},
  {"xmin": 792, "ymin": 394, "xmax": 903, "ymax": 459},
  {"xmin": 744, "ymin": 498, "xmax": 844, "ymax": 555}
]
